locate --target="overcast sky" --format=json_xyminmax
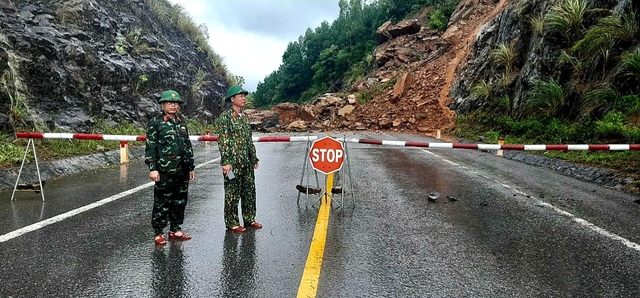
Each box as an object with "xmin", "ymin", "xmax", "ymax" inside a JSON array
[{"xmin": 168, "ymin": 0, "xmax": 341, "ymax": 92}]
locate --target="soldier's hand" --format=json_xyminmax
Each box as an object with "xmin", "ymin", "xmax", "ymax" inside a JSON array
[
  {"xmin": 149, "ymin": 170, "xmax": 160, "ymax": 182},
  {"xmin": 222, "ymin": 164, "xmax": 232, "ymax": 175},
  {"xmin": 189, "ymin": 171, "xmax": 195, "ymax": 181}
]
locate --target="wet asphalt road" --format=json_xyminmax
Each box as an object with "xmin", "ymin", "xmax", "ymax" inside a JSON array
[{"xmin": 1, "ymin": 132, "xmax": 640, "ymax": 297}]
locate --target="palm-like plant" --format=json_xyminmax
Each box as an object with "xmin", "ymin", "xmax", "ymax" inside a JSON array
[
  {"xmin": 544, "ymin": 0, "xmax": 589, "ymax": 43},
  {"xmin": 191, "ymin": 69, "xmax": 210, "ymax": 106},
  {"xmin": 621, "ymin": 48, "xmax": 640, "ymax": 80},
  {"xmin": 559, "ymin": 50, "xmax": 583, "ymax": 76},
  {"xmin": 530, "ymin": 14, "xmax": 545, "ymax": 35},
  {"xmin": 572, "ymin": 12, "xmax": 638, "ymax": 58},
  {"xmin": 470, "ymin": 80, "xmax": 492, "ymax": 98},
  {"xmin": 492, "ymin": 95, "xmax": 518, "ymax": 118},
  {"xmin": 491, "ymin": 43, "xmax": 516, "ymax": 74},
  {"xmin": 582, "ymin": 85, "xmax": 622, "ymax": 118},
  {"xmin": 527, "ymin": 78, "xmax": 565, "ymax": 117}
]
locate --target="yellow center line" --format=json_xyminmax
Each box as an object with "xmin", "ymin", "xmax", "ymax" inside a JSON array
[{"xmin": 297, "ymin": 172, "xmax": 333, "ymax": 298}]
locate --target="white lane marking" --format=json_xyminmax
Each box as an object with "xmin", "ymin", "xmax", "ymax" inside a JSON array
[
  {"xmin": 0, "ymin": 158, "xmax": 220, "ymax": 243},
  {"xmin": 423, "ymin": 149, "xmax": 640, "ymax": 253},
  {"xmin": 539, "ymin": 201, "xmax": 640, "ymax": 251},
  {"xmin": 422, "ymin": 149, "xmax": 458, "ymax": 166}
]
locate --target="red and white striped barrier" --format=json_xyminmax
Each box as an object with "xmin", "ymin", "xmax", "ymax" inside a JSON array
[
  {"xmin": 15, "ymin": 132, "xmax": 640, "ymax": 151},
  {"xmin": 344, "ymin": 138, "xmax": 640, "ymax": 151},
  {"xmin": 15, "ymin": 132, "xmax": 317, "ymax": 143}
]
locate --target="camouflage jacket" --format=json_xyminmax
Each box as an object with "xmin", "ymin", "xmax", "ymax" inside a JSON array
[
  {"xmin": 145, "ymin": 113, "xmax": 195, "ymax": 174},
  {"xmin": 215, "ymin": 108, "xmax": 259, "ymax": 169}
]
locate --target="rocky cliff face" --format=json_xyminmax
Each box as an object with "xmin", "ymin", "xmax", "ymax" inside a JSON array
[
  {"xmin": 449, "ymin": 0, "xmax": 639, "ymax": 114},
  {"xmin": 0, "ymin": 0, "xmax": 228, "ymax": 133}
]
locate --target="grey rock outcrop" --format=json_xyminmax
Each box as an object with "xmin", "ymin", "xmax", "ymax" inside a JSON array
[{"xmin": 0, "ymin": 0, "xmax": 228, "ymax": 133}]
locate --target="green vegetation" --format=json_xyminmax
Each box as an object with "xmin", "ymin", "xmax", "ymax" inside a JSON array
[
  {"xmin": 187, "ymin": 119, "xmax": 216, "ymax": 136},
  {"xmin": 455, "ymin": 1, "xmax": 640, "ymax": 178},
  {"xmin": 253, "ymin": 0, "xmax": 462, "ymax": 108},
  {"xmin": 0, "ymin": 0, "xmax": 237, "ymax": 169},
  {"xmin": 191, "ymin": 69, "xmax": 210, "ymax": 106},
  {"xmin": 491, "ymin": 43, "xmax": 516, "ymax": 75},
  {"xmin": 530, "ymin": 14, "xmax": 546, "ymax": 35},
  {"xmin": 527, "ymin": 78, "xmax": 567, "ymax": 118},
  {"xmin": 1, "ymin": 51, "xmax": 29, "ymax": 127},
  {"xmin": 135, "ymin": 74, "xmax": 149, "ymax": 93},
  {"xmin": 543, "ymin": 0, "xmax": 590, "ymax": 43},
  {"xmin": 453, "ymin": 113, "xmax": 640, "ymax": 176}
]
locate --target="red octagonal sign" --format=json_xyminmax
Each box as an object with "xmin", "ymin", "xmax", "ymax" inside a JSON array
[{"xmin": 309, "ymin": 136, "xmax": 345, "ymax": 174}]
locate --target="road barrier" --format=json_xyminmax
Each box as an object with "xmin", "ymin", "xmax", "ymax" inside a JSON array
[
  {"xmin": 16, "ymin": 132, "xmax": 640, "ymax": 151},
  {"xmin": 15, "ymin": 132, "xmax": 319, "ymax": 143},
  {"xmin": 343, "ymin": 138, "xmax": 640, "ymax": 151},
  {"xmin": 11, "ymin": 131, "xmax": 640, "ymax": 202}
]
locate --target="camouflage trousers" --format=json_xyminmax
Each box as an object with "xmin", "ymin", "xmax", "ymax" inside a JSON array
[
  {"xmin": 152, "ymin": 172, "xmax": 189, "ymax": 235},
  {"xmin": 223, "ymin": 166, "xmax": 256, "ymax": 227}
]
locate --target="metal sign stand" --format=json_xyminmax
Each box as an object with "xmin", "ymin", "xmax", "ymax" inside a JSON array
[
  {"xmin": 11, "ymin": 138, "xmax": 45, "ymax": 201},
  {"xmin": 331, "ymin": 136, "xmax": 355, "ymax": 208},
  {"xmin": 313, "ymin": 174, "xmax": 333, "ymax": 208},
  {"xmin": 296, "ymin": 139, "xmax": 322, "ymax": 208},
  {"xmin": 307, "ymin": 135, "xmax": 356, "ymax": 209}
]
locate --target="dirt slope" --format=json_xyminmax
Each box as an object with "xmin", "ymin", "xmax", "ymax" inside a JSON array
[{"xmin": 351, "ymin": 0, "xmax": 507, "ymax": 139}]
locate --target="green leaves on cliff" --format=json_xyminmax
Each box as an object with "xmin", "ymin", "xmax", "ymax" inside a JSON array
[
  {"xmin": 620, "ymin": 48, "xmax": 640, "ymax": 81},
  {"xmin": 528, "ymin": 78, "xmax": 566, "ymax": 118},
  {"xmin": 480, "ymin": 1, "xmax": 640, "ymax": 124},
  {"xmin": 253, "ymin": 0, "xmax": 461, "ymax": 108},
  {"xmin": 544, "ymin": 0, "xmax": 590, "ymax": 43}
]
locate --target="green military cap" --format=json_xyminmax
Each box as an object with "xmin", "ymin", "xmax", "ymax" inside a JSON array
[
  {"xmin": 158, "ymin": 90, "xmax": 184, "ymax": 103},
  {"xmin": 225, "ymin": 86, "xmax": 248, "ymax": 102}
]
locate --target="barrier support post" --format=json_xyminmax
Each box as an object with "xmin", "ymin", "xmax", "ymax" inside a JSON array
[
  {"xmin": 120, "ymin": 141, "xmax": 129, "ymax": 164},
  {"xmin": 436, "ymin": 129, "xmax": 441, "ymax": 139},
  {"xmin": 11, "ymin": 138, "xmax": 45, "ymax": 202},
  {"xmin": 205, "ymin": 130, "xmax": 211, "ymax": 147},
  {"xmin": 497, "ymin": 137, "xmax": 504, "ymax": 156}
]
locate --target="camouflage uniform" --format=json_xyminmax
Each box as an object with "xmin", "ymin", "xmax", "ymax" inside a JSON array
[
  {"xmin": 215, "ymin": 108, "xmax": 259, "ymax": 228},
  {"xmin": 145, "ymin": 113, "xmax": 195, "ymax": 235}
]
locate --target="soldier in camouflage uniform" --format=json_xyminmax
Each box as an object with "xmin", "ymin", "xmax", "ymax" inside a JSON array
[
  {"xmin": 145, "ymin": 90, "xmax": 196, "ymax": 245},
  {"xmin": 216, "ymin": 85, "xmax": 261, "ymax": 233}
]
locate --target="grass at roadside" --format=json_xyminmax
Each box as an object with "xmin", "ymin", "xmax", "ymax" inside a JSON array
[
  {"xmin": 1, "ymin": 122, "xmax": 144, "ymax": 168},
  {"xmin": 450, "ymin": 116, "xmax": 640, "ymax": 181}
]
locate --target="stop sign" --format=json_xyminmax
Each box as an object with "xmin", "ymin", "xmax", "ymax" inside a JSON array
[{"xmin": 309, "ymin": 136, "xmax": 345, "ymax": 174}]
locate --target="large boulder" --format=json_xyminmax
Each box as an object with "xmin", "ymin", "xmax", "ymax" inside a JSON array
[
  {"xmin": 376, "ymin": 19, "xmax": 422, "ymax": 45},
  {"xmin": 272, "ymin": 102, "xmax": 301, "ymax": 124}
]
